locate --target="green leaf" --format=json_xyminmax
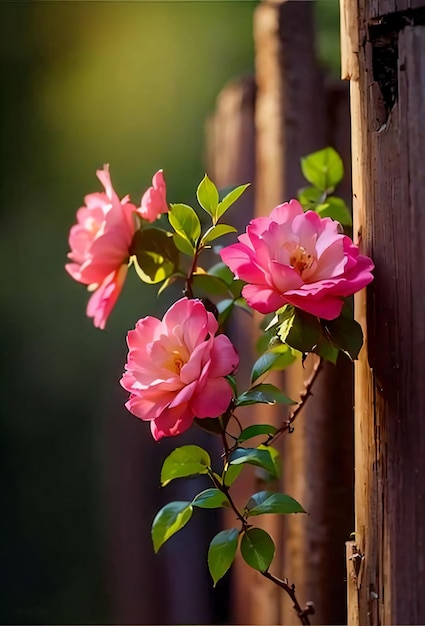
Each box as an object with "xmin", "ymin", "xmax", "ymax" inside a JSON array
[
  {"xmin": 201, "ymin": 224, "xmax": 237, "ymax": 245},
  {"xmin": 223, "ymin": 463, "xmax": 243, "ymax": 487},
  {"xmin": 191, "ymin": 272, "xmax": 231, "ymax": 297},
  {"xmin": 193, "ymin": 416, "xmax": 223, "ymax": 434},
  {"xmin": 240, "ymin": 527, "xmax": 275, "ymax": 572},
  {"xmin": 217, "ymin": 299, "xmax": 234, "ymax": 326},
  {"xmin": 208, "ymin": 528, "xmax": 239, "ymax": 585},
  {"xmin": 208, "ymin": 261, "xmax": 235, "ymax": 284},
  {"xmin": 234, "ymin": 296, "xmax": 251, "ymax": 313},
  {"xmin": 238, "ymin": 424, "xmax": 278, "ymax": 443},
  {"xmin": 313, "ymin": 334, "xmax": 339, "ymax": 364},
  {"xmin": 169, "ymin": 203, "xmax": 201, "ymax": 245},
  {"xmin": 301, "ymin": 147, "xmax": 344, "ymax": 192},
  {"xmin": 216, "ymin": 183, "xmax": 250, "ymax": 221},
  {"xmin": 250, "ymin": 348, "xmax": 297, "ymax": 384},
  {"xmin": 192, "ymin": 488, "xmax": 229, "ymax": 509},
  {"xmin": 161, "ymin": 445, "xmax": 211, "ymax": 487},
  {"xmin": 130, "ymin": 228, "xmax": 179, "ymax": 285},
  {"xmin": 236, "ymin": 383, "xmax": 294, "ymax": 408},
  {"xmin": 257, "ymin": 444, "xmax": 281, "ymax": 480},
  {"xmin": 315, "ymin": 196, "xmax": 352, "ymax": 226},
  {"xmin": 276, "ymin": 305, "xmax": 296, "ymax": 343},
  {"xmin": 151, "ymin": 501, "xmax": 193, "ymax": 553},
  {"xmin": 229, "ymin": 447, "xmax": 280, "ymax": 479},
  {"xmin": 323, "ymin": 314, "xmax": 364, "ymax": 360},
  {"xmin": 279, "ymin": 309, "xmax": 322, "ymax": 353},
  {"xmin": 208, "ymin": 263, "xmax": 245, "ymax": 298},
  {"xmin": 297, "ymin": 186, "xmax": 323, "ymax": 211},
  {"xmin": 245, "ymin": 491, "xmax": 305, "ymax": 516},
  {"xmin": 250, "ymin": 352, "xmax": 280, "ymax": 384},
  {"xmin": 197, "ymin": 174, "xmax": 219, "ymax": 216},
  {"xmin": 173, "ymin": 232, "xmax": 195, "ymax": 256}
]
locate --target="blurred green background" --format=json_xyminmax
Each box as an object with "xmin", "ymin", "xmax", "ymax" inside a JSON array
[{"xmin": 0, "ymin": 2, "xmax": 339, "ymax": 623}]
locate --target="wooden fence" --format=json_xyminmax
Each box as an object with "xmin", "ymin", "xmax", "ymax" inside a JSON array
[{"xmin": 206, "ymin": 2, "xmax": 353, "ymax": 623}]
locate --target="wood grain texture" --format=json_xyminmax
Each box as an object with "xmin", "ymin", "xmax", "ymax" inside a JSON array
[
  {"xmin": 255, "ymin": 3, "xmax": 354, "ymax": 624},
  {"xmin": 343, "ymin": 0, "xmax": 425, "ymax": 620},
  {"xmin": 205, "ymin": 75, "xmax": 258, "ymax": 626}
]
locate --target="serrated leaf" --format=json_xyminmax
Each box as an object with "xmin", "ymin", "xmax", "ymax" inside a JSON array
[
  {"xmin": 301, "ymin": 147, "xmax": 344, "ymax": 192},
  {"xmin": 315, "ymin": 196, "xmax": 352, "ymax": 226},
  {"xmin": 236, "ymin": 383, "xmax": 294, "ymax": 408},
  {"xmin": 201, "ymin": 224, "xmax": 237, "ymax": 245},
  {"xmin": 240, "ymin": 527, "xmax": 275, "ymax": 572},
  {"xmin": 229, "ymin": 447, "xmax": 279, "ymax": 479},
  {"xmin": 197, "ymin": 174, "xmax": 219, "ymax": 216},
  {"xmin": 208, "ymin": 528, "xmax": 239, "ymax": 585},
  {"xmin": 323, "ymin": 314, "xmax": 364, "ymax": 360},
  {"xmin": 161, "ymin": 445, "xmax": 211, "ymax": 486},
  {"xmin": 238, "ymin": 424, "xmax": 278, "ymax": 443},
  {"xmin": 151, "ymin": 501, "xmax": 193, "ymax": 553},
  {"xmin": 245, "ymin": 491, "xmax": 305, "ymax": 516},
  {"xmin": 192, "ymin": 488, "xmax": 229, "ymax": 509},
  {"xmin": 215, "ymin": 183, "xmax": 250, "ymax": 222},
  {"xmin": 169, "ymin": 203, "xmax": 201, "ymax": 245}
]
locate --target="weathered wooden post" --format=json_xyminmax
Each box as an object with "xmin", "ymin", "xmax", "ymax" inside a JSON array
[{"xmin": 341, "ymin": 1, "xmax": 425, "ymax": 623}]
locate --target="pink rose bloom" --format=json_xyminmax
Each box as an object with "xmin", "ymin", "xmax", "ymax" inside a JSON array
[
  {"xmin": 66, "ymin": 165, "xmax": 137, "ymax": 329},
  {"xmin": 136, "ymin": 169, "xmax": 168, "ymax": 223},
  {"xmin": 120, "ymin": 298, "xmax": 239, "ymax": 441},
  {"xmin": 220, "ymin": 199, "xmax": 374, "ymax": 320}
]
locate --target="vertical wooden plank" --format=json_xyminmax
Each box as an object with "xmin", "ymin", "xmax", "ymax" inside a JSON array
[
  {"xmin": 254, "ymin": 3, "xmax": 326, "ymax": 622},
  {"xmin": 254, "ymin": 2, "xmax": 354, "ymax": 624},
  {"xmin": 342, "ymin": 0, "xmax": 425, "ymax": 622},
  {"xmin": 205, "ymin": 76, "xmax": 259, "ymax": 626}
]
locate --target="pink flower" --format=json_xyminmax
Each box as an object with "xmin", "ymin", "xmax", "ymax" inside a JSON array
[
  {"xmin": 136, "ymin": 169, "xmax": 168, "ymax": 223},
  {"xmin": 65, "ymin": 165, "xmax": 137, "ymax": 329},
  {"xmin": 220, "ymin": 199, "xmax": 374, "ymax": 320},
  {"xmin": 120, "ymin": 298, "xmax": 239, "ymax": 441}
]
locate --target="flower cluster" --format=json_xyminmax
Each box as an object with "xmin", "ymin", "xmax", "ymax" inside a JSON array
[
  {"xmin": 65, "ymin": 155, "xmax": 373, "ymax": 443},
  {"xmin": 66, "ymin": 149, "xmax": 374, "ymax": 605}
]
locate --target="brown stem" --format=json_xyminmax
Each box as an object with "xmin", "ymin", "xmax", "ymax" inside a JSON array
[
  {"xmin": 184, "ymin": 242, "xmax": 202, "ymax": 298},
  {"xmin": 261, "ymin": 570, "xmax": 314, "ymax": 626},
  {"xmin": 214, "ymin": 419, "xmax": 314, "ymax": 625},
  {"xmin": 264, "ymin": 355, "xmax": 324, "ymax": 447},
  {"xmin": 209, "ymin": 471, "xmax": 248, "ymax": 529},
  {"xmin": 220, "ymin": 422, "xmax": 230, "ymax": 460}
]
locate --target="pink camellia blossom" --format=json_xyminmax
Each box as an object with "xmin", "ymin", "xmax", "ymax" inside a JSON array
[
  {"xmin": 65, "ymin": 165, "xmax": 137, "ymax": 329},
  {"xmin": 120, "ymin": 297, "xmax": 239, "ymax": 441},
  {"xmin": 136, "ymin": 169, "xmax": 168, "ymax": 223},
  {"xmin": 220, "ymin": 199, "xmax": 374, "ymax": 320}
]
